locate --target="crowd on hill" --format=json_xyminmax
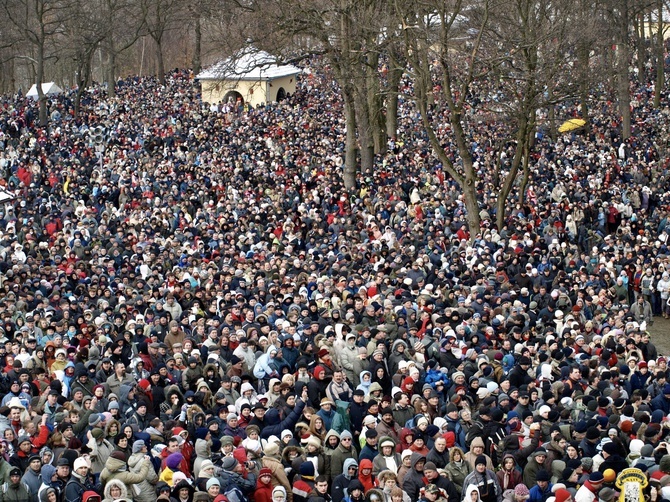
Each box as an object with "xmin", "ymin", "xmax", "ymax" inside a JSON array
[{"xmin": 0, "ymin": 59, "xmax": 668, "ymax": 502}]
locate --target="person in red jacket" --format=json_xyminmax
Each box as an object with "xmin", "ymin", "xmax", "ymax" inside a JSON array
[{"xmin": 256, "ymin": 468, "xmax": 275, "ymax": 502}]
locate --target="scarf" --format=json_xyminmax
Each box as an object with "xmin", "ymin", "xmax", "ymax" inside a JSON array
[{"xmin": 383, "ymin": 455, "xmax": 398, "ymax": 473}]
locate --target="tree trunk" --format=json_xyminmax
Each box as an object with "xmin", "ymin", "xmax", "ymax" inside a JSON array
[
  {"xmin": 462, "ymin": 168, "xmax": 481, "ymax": 240},
  {"xmin": 578, "ymin": 40, "xmax": 590, "ymax": 130},
  {"xmin": 107, "ymin": 46, "xmax": 116, "ymax": 98},
  {"xmin": 343, "ymin": 85, "xmax": 358, "ymax": 189},
  {"xmin": 635, "ymin": 12, "xmax": 645, "ymax": 81},
  {"xmin": 386, "ymin": 52, "xmax": 402, "ymax": 139},
  {"xmin": 156, "ymin": 38, "xmax": 166, "ymax": 83},
  {"xmin": 74, "ymin": 51, "xmax": 93, "ymax": 118},
  {"xmin": 192, "ymin": 16, "xmax": 202, "ymax": 75},
  {"xmin": 365, "ymin": 51, "xmax": 386, "ymax": 155},
  {"xmin": 518, "ymin": 146, "xmax": 531, "ymax": 208},
  {"xmin": 618, "ymin": 44, "xmax": 631, "ymax": 138},
  {"xmin": 655, "ymin": 0, "xmax": 664, "ymax": 107},
  {"xmin": 36, "ymin": 42, "xmax": 47, "ymax": 126},
  {"xmin": 547, "ymin": 87, "xmax": 556, "ymax": 141},
  {"xmin": 353, "ymin": 70, "xmax": 374, "ymax": 175},
  {"xmin": 617, "ymin": 0, "xmax": 631, "ymax": 139}
]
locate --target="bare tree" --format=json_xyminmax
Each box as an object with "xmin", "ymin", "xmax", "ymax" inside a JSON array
[
  {"xmin": 141, "ymin": 0, "xmax": 185, "ymax": 83},
  {"xmin": 398, "ymin": 0, "xmax": 490, "ymax": 235},
  {"xmin": 61, "ymin": 0, "xmax": 110, "ymax": 115},
  {"xmin": 1, "ymin": 0, "xmax": 67, "ymax": 125},
  {"xmin": 96, "ymin": 0, "xmax": 145, "ymax": 97}
]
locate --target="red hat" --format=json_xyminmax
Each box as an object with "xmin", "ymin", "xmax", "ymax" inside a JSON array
[
  {"xmin": 259, "ymin": 468, "xmax": 273, "ymax": 477},
  {"xmin": 555, "ymin": 489, "xmax": 571, "ymax": 502},
  {"xmin": 313, "ymin": 365, "xmax": 326, "ymax": 378},
  {"xmin": 639, "ymin": 361, "xmax": 648, "ymax": 369},
  {"xmin": 138, "ymin": 379, "xmax": 151, "ymax": 391},
  {"xmin": 620, "ymin": 420, "xmax": 633, "ymax": 433},
  {"xmin": 317, "ymin": 348, "xmax": 330, "ymax": 358}
]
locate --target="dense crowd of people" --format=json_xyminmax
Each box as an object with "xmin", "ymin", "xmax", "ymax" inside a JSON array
[{"xmin": 0, "ymin": 53, "xmax": 668, "ymax": 502}]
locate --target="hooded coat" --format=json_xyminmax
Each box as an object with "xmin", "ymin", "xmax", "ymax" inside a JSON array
[
  {"xmin": 332, "ymin": 458, "xmax": 359, "ymax": 502},
  {"xmin": 128, "ymin": 450, "xmax": 159, "ymax": 502},
  {"xmin": 464, "ymin": 437, "xmax": 494, "ymax": 471},
  {"xmin": 495, "ymin": 454, "xmax": 523, "ymax": 491},
  {"xmin": 402, "ymin": 453, "xmax": 427, "ymax": 501},
  {"xmin": 102, "ymin": 479, "xmax": 128, "ymax": 502},
  {"xmin": 193, "ymin": 438, "xmax": 211, "ymax": 479}
]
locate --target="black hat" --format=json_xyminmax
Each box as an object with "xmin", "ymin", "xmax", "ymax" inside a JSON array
[
  {"xmin": 536, "ymin": 470, "xmax": 551, "ymax": 482},
  {"xmin": 9, "ymin": 467, "xmax": 21, "ymax": 477},
  {"xmin": 563, "ymin": 467, "xmax": 575, "ymax": 480},
  {"xmin": 251, "ymin": 403, "xmax": 266, "ymax": 412},
  {"xmin": 365, "ymin": 429, "xmax": 378, "ymax": 439},
  {"xmin": 491, "ymin": 408, "xmax": 504, "ymax": 422},
  {"xmin": 57, "ymin": 458, "xmax": 70, "ymax": 467},
  {"xmin": 586, "ymin": 427, "xmax": 601, "ymax": 440}
]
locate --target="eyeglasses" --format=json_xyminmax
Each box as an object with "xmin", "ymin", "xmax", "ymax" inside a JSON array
[{"xmin": 341, "ymin": 438, "xmax": 352, "ymax": 442}]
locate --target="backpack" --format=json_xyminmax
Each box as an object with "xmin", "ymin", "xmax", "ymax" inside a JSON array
[{"xmin": 221, "ymin": 483, "xmax": 248, "ymax": 502}]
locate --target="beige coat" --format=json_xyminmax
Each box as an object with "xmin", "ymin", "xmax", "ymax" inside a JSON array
[{"xmin": 262, "ymin": 454, "xmax": 293, "ymax": 502}]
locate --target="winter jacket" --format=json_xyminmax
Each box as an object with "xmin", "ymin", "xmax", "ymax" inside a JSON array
[
  {"xmin": 128, "ymin": 451, "xmax": 159, "ymax": 502},
  {"xmin": 102, "ymin": 479, "xmax": 128, "ymax": 502},
  {"xmin": 99, "ymin": 454, "xmax": 151, "ymax": 488},
  {"xmin": 0, "ymin": 481, "xmax": 31, "ymax": 502},
  {"xmin": 462, "ymin": 469, "xmax": 503, "ymax": 502},
  {"xmin": 329, "ymin": 443, "xmax": 358, "ymax": 479},
  {"xmin": 262, "ymin": 454, "xmax": 292, "ymax": 501},
  {"xmin": 372, "ymin": 452, "xmax": 401, "ymax": 477},
  {"xmin": 496, "ymin": 456, "xmax": 524, "ymax": 492},
  {"xmin": 193, "ymin": 438, "xmax": 211, "ymax": 479},
  {"xmin": 261, "ymin": 398, "xmax": 306, "ymax": 439},
  {"xmin": 64, "ymin": 474, "xmax": 93, "ymax": 502},
  {"xmin": 444, "ymin": 458, "xmax": 471, "ymax": 494},
  {"xmin": 19, "ymin": 469, "xmax": 40, "ymax": 502},
  {"xmin": 87, "ymin": 437, "xmax": 115, "ymax": 474},
  {"xmin": 331, "ymin": 459, "xmax": 359, "ymax": 502},
  {"xmin": 402, "ymin": 453, "xmax": 427, "ymax": 501},
  {"xmin": 427, "ymin": 446, "xmax": 450, "ymax": 469},
  {"xmin": 339, "ymin": 346, "xmax": 360, "ymax": 384}
]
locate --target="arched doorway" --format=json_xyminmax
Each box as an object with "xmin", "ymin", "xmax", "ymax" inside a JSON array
[
  {"xmin": 276, "ymin": 87, "xmax": 287, "ymax": 102},
  {"xmin": 223, "ymin": 90, "xmax": 243, "ymax": 105}
]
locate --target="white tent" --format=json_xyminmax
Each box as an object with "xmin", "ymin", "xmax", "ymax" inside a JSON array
[{"xmin": 26, "ymin": 82, "xmax": 63, "ymax": 100}]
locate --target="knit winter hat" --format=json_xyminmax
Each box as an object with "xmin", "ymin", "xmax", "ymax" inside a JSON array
[
  {"xmin": 299, "ymin": 461, "xmax": 315, "ymax": 479},
  {"xmin": 515, "ymin": 484, "xmax": 530, "ymax": 499},
  {"xmin": 166, "ymin": 452, "xmax": 183, "ymax": 470},
  {"xmin": 222, "ymin": 456, "xmax": 238, "ymax": 471}
]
